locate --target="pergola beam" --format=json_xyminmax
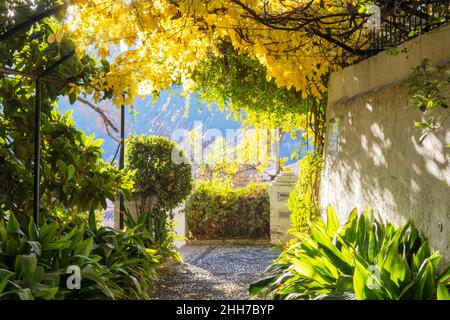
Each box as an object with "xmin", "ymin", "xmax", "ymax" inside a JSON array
[
  {"xmin": 40, "ymin": 50, "xmax": 75, "ymax": 76},
  {"xmin": 0, "ymin": 65, "xmax": 83, "ymax": 85},
  {"xmin": 32, "ymin": 50, "xmax": 75, "ymax": 225},
  {"xmin": 0, "ymin": 4, "xmax": 67, "ymax": 41}
]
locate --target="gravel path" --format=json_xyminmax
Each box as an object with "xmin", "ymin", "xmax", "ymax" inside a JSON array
[{"xmin": 151, "ymin": 245, "xmax": 280, "ymax": 300}]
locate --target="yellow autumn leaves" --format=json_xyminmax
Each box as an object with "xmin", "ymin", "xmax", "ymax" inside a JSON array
[
  {"xmin": 63, "ymin": 0, "xmax": 366, "ymax": 111},
  {"xmin": 65, "ymin": 1, "xmax": 334, "ymax": 102},
  {"xmin": 47, "ymin": 30, "xmax": 64, "ymax": 44}
]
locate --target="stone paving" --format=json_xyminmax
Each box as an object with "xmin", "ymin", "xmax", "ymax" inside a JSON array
[{"xmin": 151, "ymin": 245, "xmax": 280, "ymax": 300}]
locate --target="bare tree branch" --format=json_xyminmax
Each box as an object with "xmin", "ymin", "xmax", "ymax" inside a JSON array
[{"xmin": 76, "ymin": 97, "xmax": 120, "ymax": 142}]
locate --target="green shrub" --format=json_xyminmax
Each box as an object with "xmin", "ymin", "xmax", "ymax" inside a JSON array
[
  {"xmin": 0, "ymin": 212, "xmax": 164, "ymax": 300},
  {"xmin": 250, "ymin": 206, "xmax": 450, "ymax": 300},
  {"xmin": 287, "ymin": 152, "xmax": 322, "ymax": 240},
  {"xmin": 127, "ymin": 134, "xmax": 192, "ymax": 214},
  {"xmin": 126, "ymin": 135, "xmax": 192, "ymax": 255},
  {"xmin": 185, "ymin": 181, "xmax": 270, "ymax": 239},
  {"xmin": 0, "ymin": 107, "xmax": 133, "ymax": 227},
  {"xmin": 0, "ymin": 11, "xmax": 130, "ymax": 226}
]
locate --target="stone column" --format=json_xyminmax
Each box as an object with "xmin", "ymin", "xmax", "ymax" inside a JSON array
[
  {"xmin": 172, "ymin": 203, "xmax": 187, "ymax": 248},
  {"xmin": 268, "ymin": 172, "xmax": 298, "ymax": 244}
]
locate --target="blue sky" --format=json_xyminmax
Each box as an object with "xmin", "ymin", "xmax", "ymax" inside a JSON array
[{"xmin": 56, "ymin": 87, "xmax": 303, "ymax": 164}]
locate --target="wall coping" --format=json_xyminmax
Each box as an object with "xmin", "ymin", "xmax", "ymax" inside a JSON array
[
  {"xmin": 269, "ymin": 171, "xmax": 298, "ymax": 186},
  {"xmin": 328, "ymin": 23, "xmax": 450, "ymax": 105},
  {"xmin": 186, "ymin": 239, "xmax": 271, "ymax": 246}
]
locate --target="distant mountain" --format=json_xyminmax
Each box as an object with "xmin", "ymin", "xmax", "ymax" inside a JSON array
[{"xmin": 56, "ymin": 87, "xmax": 304, "ymax": 167}]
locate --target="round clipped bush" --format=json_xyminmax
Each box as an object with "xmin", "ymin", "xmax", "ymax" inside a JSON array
[{"xmin": 127, "ymin": 135, "xmax": 192, "ymax": 215}]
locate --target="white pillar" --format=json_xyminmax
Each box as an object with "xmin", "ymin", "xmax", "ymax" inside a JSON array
[
  {"xmin": 268, "ymin": 172, "xmax": 298, "ymax": 244},
  {"xmin": 113, "ymin": 195, "xmax": 187, "ymax": 248},
  {"xmin": 172, "ymin": 203, "xmax": 187, "ymax": 248}
]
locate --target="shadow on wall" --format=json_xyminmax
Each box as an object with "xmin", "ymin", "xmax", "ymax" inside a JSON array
[{"xmin": 321, "ymin": 82, "xmax": 450, "ymax": 263}]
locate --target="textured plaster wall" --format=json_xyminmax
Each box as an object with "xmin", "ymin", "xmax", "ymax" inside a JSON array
[{"xmin": 321, "ymin": 25, "xmax": 450, "ymax": 262}]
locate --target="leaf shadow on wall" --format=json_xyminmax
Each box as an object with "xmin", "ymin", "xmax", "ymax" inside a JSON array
[{"xmin": 322, "ymin": 83, "xmax": 450, "ymax": 264}]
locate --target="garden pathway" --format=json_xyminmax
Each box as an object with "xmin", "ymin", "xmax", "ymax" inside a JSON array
[{"xmin": 151, "ymin": 245, "xmax": 280, "ymax": 300}]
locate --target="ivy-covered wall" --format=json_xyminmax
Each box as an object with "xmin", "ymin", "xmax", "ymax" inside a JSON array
[{"xmin": 321, "ymin": 24, "xmax": 450, "ymax": 263}]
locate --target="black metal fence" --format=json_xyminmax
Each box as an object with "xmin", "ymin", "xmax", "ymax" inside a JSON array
[{"xmin": 368, "ymin": 1, "xmax": 449, "ymax": 51}]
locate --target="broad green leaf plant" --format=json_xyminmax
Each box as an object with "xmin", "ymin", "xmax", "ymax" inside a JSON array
[
  {"xmin": 0, "ymin": 213, "xmax": 164, "ymax": 300},
  {"xmin": 250, "ymin": 206, "xmax": 450, "ymax": 300}
]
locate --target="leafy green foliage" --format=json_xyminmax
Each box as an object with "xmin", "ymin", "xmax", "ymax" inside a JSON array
[
  {"xmin": 185, "ymin": 181, "xmax": 269, "ymax": 239},
  {"xmin": 193, "ymin": 38, "xmax": 325, "ymax": 139},
  {"xmin": 287, "ymin": 152, "xmax": 323, "ymax": 240},
  {"xmin": 408, "ymin": 59, "xmax": 450, "ymax": 130},
  {"xmin": 0, "ymin": 98, "xmax": 133, "ymax": 225},
  {"xmin": 123, "ymin": 209, "xmax": 182, "ymax": 265},
  {"xmin": 250, "ymin": 206, "xmax": 450, "ymax": 300},
  {"xmin": 0, "ymin": 213, "xmax": 163, "ymax": 300},
  {"xmin": 0, "ymin": 1, "xmax": 129, "ymax": 225},
  {"xmin": 126, "ymin": 135, "xmax": 192, "ymax": 215}
]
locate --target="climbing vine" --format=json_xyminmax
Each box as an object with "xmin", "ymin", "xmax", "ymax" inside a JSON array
[
  {"xmin": 193, "ymin": 38, "xmax": 327, "ymax": 151},
  {"xmin": 407, "ymin": 59, "xmax": 450, "ymax": 141},
  {"xmin": 287, "ymin": 151, "xmax": 323, "ymax": 241},
  {"xmin": 194, "ymin": 39, "xmax": 314, "ymax": 133}
]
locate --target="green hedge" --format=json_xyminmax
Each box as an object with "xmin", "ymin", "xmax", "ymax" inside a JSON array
[{"xmin": 185, "ymin": 182, "xmax": 270, "ymax": 239}]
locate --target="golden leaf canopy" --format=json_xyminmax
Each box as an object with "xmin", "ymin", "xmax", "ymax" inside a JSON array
[{"xmin": 67, "ymin": 0, "xmax": 366, "ymax": 105}]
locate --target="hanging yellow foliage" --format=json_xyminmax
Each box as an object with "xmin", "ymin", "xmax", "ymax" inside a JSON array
[{"xmin": 66, "ymin": 0, "xmax": 367, "ymax": 106}]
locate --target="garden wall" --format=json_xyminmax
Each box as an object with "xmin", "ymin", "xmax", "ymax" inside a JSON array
[{"xmin": 320, "ymin": 24, "xmax": 450, "ymax": 262}]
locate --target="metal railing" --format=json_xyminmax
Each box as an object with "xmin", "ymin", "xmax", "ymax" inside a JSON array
[{"xmin": 367, "ymin": 1, "xmax": 449, "ymax": 51}]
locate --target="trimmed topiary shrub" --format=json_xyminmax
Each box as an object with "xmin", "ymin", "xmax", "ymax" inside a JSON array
[
  {"xmin": 126, "ymin": 135, "xmax": 192, "ymax": 254},
  {"xmin": 127, "ymin": 134, "xmax": 192, "ymax": 215},
  {"xmin": 185, "ymin": 181, "xmax": 270, "ymax": 240}
]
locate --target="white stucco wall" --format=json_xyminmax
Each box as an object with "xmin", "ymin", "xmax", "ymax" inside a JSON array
[{"xmin": 321, "ymin": 24, "xmax": 450, "ymax": 262}]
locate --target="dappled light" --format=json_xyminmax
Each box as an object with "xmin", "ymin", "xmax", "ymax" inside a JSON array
[{"xmin": 0, "ymin": 0, "xmax": 449, "ymax": 306}]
